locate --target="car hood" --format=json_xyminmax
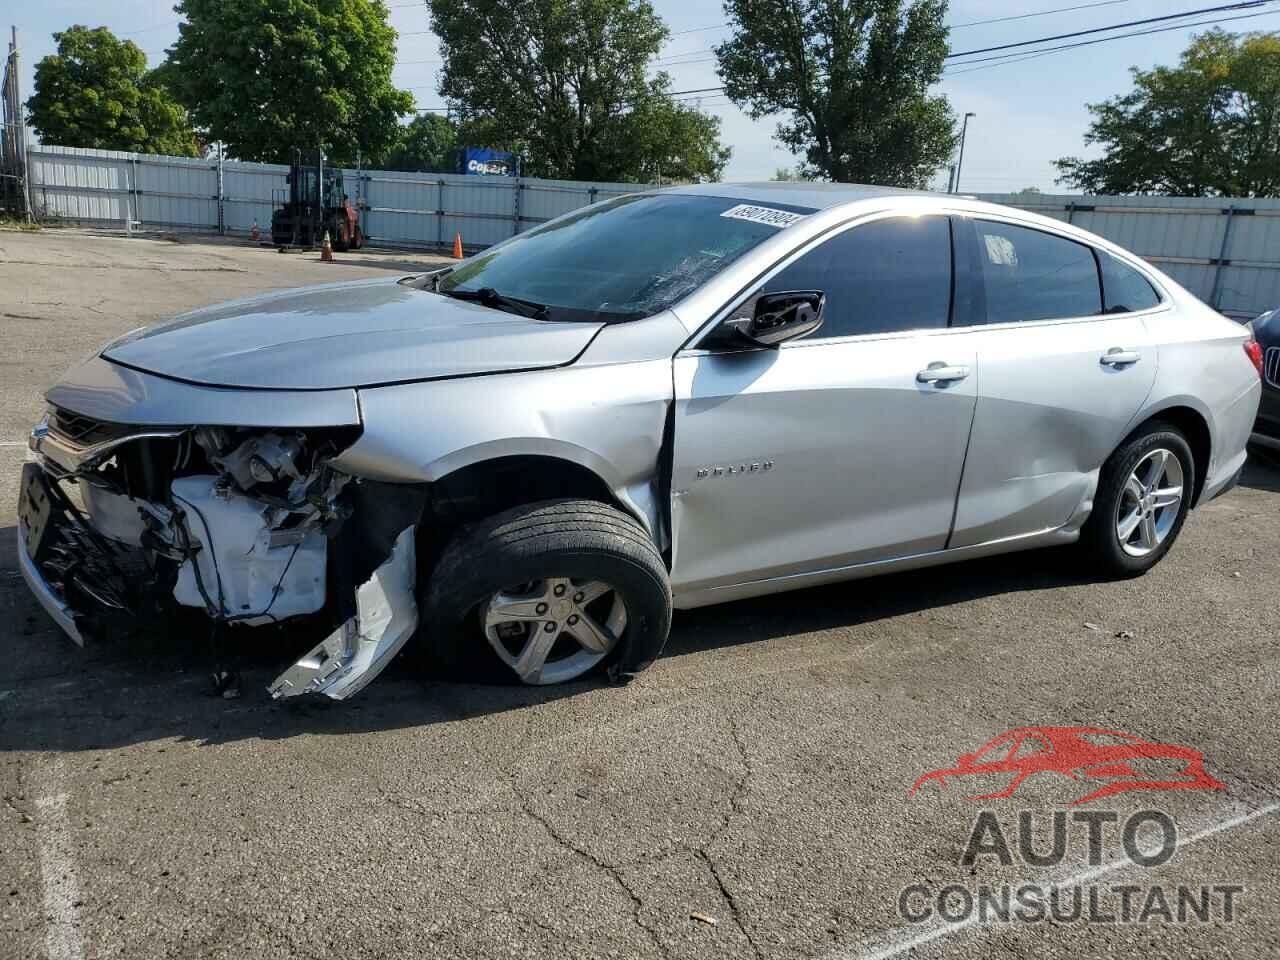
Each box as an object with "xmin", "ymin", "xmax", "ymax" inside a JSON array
[{"xmin": 101, "ymin": 277, "xmax": 604, "ymax": 389}]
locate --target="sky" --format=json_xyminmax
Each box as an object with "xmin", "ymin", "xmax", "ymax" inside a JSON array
[{"xmin": 8, "ymin": 0, "xmax": 1280, "ymax": 192}]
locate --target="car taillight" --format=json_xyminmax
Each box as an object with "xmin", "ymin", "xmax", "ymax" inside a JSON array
[{"xmin": 1245, "ymin": 339, "xmax": 1264, "ymax": 377}]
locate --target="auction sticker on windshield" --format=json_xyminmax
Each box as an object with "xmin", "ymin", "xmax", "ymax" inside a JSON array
[{"xmin": 719, "ymin": 203, "xmax": 807, "ymax": 228}]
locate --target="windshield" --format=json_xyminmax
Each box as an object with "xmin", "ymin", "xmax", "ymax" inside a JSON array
[{"xmin": 437, "ymin": 194, "xmax": 816, "ymax": 322}]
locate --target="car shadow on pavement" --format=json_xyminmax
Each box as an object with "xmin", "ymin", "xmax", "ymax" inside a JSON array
[
  {"xmin": 1242, "ymin": 445, "xmax": 1280, "ymax": 491},
  {"xmin": 4, "ymin": 450, "xmax": 1278, "ymax": 753},
  {"xmin": 663, "ymin": 543, "xmax": 1099, "ymax": 661}
]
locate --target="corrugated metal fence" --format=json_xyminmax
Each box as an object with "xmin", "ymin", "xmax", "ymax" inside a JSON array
[
  {"xmin": 25, "ymin": 145, "xmax": 646, "ymax": 251},
  {"xmin": 21, "ymin": 145, "xmax": 1280, "ymax": 319}
]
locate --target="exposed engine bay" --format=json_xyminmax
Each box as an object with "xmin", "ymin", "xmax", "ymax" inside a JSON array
[{"xmin": 20, "ymin": 408, "xmax": 422, "ymax": 700}]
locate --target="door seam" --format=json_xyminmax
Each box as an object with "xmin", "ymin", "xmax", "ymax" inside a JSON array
[{"xmin": 945, "ymin": 363, "xmax": 981, "ymax": 550}]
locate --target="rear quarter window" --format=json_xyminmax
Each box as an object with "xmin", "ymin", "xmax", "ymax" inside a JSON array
[{"xmin": 1099, "ymin": 253, "xmax": 1161, "ymax": 313}]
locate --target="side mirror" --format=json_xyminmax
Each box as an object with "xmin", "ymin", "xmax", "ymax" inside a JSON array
[{"xmin": 714, "ymin": 291, "xmax": 825, "ymax": 349}]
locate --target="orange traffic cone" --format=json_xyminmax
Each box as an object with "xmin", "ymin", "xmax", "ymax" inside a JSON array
[
  {"xmin": 452, "ymin": 232, "xmax": 464, "ymax": 259},
  {"xmin": 320, "ymin": 229, "xmax": 334, "ymax": 262},
  {"xmin": 249, "ymin": 220, "xmax": 260, "ymax": 243}
]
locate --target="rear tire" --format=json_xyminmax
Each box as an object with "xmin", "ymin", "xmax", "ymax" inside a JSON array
[
  {"xmin": 1080, "ymin": 421, "xmax": 1195, "ymax": 577},
  {"xmin": 417, "ymin": 499, "xmax": 672, "ymax": 684}
]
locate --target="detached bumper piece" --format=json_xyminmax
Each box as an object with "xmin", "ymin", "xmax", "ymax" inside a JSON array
[
  {"xmin": 17, "ymin": 464, "xmax": 83, "ymax": 645},
  {"xmin": 268, "ymin": 526, "xmax": 419, "ymax": 700},
  {"xmin": 17, "ymin": 462, "xmax": 160, "ymax": 645}
]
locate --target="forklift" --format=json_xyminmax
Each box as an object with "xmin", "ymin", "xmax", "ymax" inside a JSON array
[{"xmin": 271, "ymin": 148, "xmax": 364, "ymax": 250}]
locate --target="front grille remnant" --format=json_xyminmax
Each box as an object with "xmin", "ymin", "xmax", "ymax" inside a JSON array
[{"xmin": 49, "ymin": 407, "xmax": 133, "ymax": 447}]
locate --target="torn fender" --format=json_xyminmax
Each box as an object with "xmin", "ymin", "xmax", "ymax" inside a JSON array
[{"xmin": 268, "ymin": 526, "xmax": 417, "ymax": 700}]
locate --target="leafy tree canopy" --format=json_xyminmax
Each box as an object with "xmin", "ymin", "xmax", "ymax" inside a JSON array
[
  {"xmin": 715, "ymin": 0, "xmax": 956, "ymax": 186},
  {"xmin": 26, "ymin": 25, "xmax": 199, "ymax": 156},
  {"xmin": 165, "ymin": 0, "xmax": 414, "ymax": 165},
  {"xmin": 427, "ymin": 0, "xmax": 730, "ymax": 182},
  {"xmin": 772, "ymin": 165, "xmax": 814, "ymax": 181},
  {"xmin": 381, "ymin": 112, "xmax": 458, "ymax": 171},
  {"xmin": 1056, "ymin": 30, "xmax": 1280, "ymax": 196}
]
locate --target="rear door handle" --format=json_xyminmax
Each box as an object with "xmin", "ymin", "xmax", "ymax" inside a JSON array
[
  {"xmin": 1100, "ymin": 348, "xmax": 1142, "ymax": 366},
  {"xmin": 917, "ymin": 362, "xmax": 970, "ymax": 384}
]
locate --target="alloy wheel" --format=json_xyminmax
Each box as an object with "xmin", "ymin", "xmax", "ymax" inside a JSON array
[
  {"xmin": 1115, "ymin": 448, "xmax": 1185, "ymax": 558},
  {"xmin": 481, "ymin": 577, "xmax": 627, "ymax": 684}
]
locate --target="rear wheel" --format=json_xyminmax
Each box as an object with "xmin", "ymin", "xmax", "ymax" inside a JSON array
[
  {"xmin": 1081, "ymin": 421, "xmax": 1194, "ymax": 576},
  {"xmin": 418, "ymin": 499, "xmax": 672, "ymax": 684}
]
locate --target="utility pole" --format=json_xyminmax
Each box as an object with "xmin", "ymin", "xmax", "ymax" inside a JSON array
[
  {"xmin": 952, "ymin": 112, "xmax": 976, "ymax": 194},
  {"xmin": 4, "ymin": 26, "xmax": 32, "ymax": 221}
]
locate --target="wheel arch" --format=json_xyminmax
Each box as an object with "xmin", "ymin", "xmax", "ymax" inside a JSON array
[
  {"xmin": 422, "ymin": 440, "xmax": 661, "ymax": 541},
  {"xmin": 1124, "ymin": 401, "xmax": 1213, "ymax": 506}
]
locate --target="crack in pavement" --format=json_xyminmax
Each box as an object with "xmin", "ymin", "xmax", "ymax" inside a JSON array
[
  {"xmin": 514, "ymin": 785, "xmax": 673, "ymax": 960},
  {"xmin": 695, "ymin": 847, "xmax": 764, "ymax": 960},
  {"xmin": 695, "ymin": 717, "xmax": 764, "ymax": 957},
  {"xmin": 502, "ymin": 712, "xmax": 761, "ymax": 958}
]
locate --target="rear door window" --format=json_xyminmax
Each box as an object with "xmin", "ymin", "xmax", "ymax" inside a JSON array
[
  {"xmin": 761, "ymin": 216, "xmax": 953, "ymax": 339},
  {"xmin": 1099, "ymin": 253, "xmax": 1161, "ymax": 314},
  {"xmin": 974, "ymin": 220, "xmax": 1102, "ymax": 324}
]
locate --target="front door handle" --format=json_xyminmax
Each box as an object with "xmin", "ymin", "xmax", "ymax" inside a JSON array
[
  {"xmin": 917, "ymin": 362, "xmax": 970, "ymax": 384},
  {"xmin": 1100, "ymin": 348, "xmax": 1142, "ymax": 366}
]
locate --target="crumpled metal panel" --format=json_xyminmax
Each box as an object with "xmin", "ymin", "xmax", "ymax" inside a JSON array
[{"xmin": 268, "ymin": 526, "xmax": 418, "ymax": 700}]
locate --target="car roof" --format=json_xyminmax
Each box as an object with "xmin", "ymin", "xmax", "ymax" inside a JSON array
[{"xmin": 662, "ymin": 180, "xmax": 934, "ymax": 210}]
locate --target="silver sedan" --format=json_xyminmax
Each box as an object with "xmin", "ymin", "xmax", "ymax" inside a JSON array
[{"xmin": 18, "ymin": 184, "xmax": 1263, "ymax": 698}]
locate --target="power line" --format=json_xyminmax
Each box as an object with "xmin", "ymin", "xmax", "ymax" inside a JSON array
[
  {"xmin": 657, "ymin": 1, "xmax": 1144, "ymax": 42},
  {"xmin": 949, "ymin": 0, "xmax": 1135, "ymax": 30},
  {"xmin": 670, "ymin": 23, "xmax": 728, "ymax": 36},
  {"xmin": 947, "ymin": 0, "xmax": 1270, "ymax": 58},
  {"xmin": 652, "ymin": 0, "xmax": 1261, "ymax": 66},
  {"xmin": 944, "ymin": 7, "xmax": 1280, "ymax": 69},
  {"xmin": 624, "ymin": 3, "xmax": 1280, "ymax": 103}
]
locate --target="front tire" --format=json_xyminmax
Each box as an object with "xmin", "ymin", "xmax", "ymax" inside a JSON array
[
  {"xmin": 418, "ymin": 499, "xmax": 672, "ymax": 684},
  {"xmin": 1081, "ymin": 421, "xmax": 1195, "ymax": 577}
]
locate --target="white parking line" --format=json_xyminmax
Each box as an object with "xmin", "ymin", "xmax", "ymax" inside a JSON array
[
  {"xmin": 0, "ymin": 440, "xmax": 26, "ymax": 447},
  {"xmin": 833, "ymin": 801, "xmax": 1280, "ymax": 960},
  {"xmin": 32, "ymin": 757, "xmax": 85, "ymax": 960}
]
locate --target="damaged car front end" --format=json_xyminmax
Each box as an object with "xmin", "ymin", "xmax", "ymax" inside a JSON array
[{"xmin": 20, "ymin": 355, "xmax": 424, "ymax": 701}]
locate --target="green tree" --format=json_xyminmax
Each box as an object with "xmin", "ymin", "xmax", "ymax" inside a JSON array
[
  {"xmin": 164, "ymin": 0, "xmax": 414, "ymax": 165},
  {"xmin": 427, "ymin": 0, "xmax": 730, "ymax": 182},
  {"xmin": 715, "ymin": 0, "xmax": 956, "ymax": 186},
  {"xmin": 772, "ymin": 165, "xmax": 813, "ymax": 181},
  {"xmin": 1056, "ymin": 30, "xmax": 1280, "ymax": 196},
  {"xmin": 382, "ymin": 113, "xmax": 458, "ymax": 171},
  {"xmin": 611, "ymin": 87, "xmax": 731, "ymax": 182},
  {"xmin": 26, "ymin": 25, "xmax": 198, "ymax": 156}
]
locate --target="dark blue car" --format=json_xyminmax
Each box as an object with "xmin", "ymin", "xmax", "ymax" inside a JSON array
[{"xmin": 1251, "ymin": 309, "xmax": 1280, "ymax": 451}]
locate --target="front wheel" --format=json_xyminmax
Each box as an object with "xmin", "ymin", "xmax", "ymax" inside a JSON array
[
  {"xmin": 418, "ymin": 499, "xmax": 672, "ymax": 684},
  {"xmin": 1080, "ymin": 421, "xmax": 1194, "ymax": 577}
]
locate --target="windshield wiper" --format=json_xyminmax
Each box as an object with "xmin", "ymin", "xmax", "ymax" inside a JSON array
[{"xmin": 442, "ymin": 287, "xmax": 550, "ymax": 321}]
